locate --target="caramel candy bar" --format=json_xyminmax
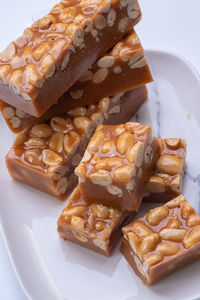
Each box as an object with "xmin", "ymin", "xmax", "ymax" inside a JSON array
[
  {"xmin": 145, "ymin": 138, "xmax": 186, "ymax": 203},
  {"xmin": 75, "ymin": 122, "xmax": 159, "ymax": 211},
  {"xmin": 0, "ymin": 0, "xmax": 141, "ymax": 117},
  {"xmin": 57, "ymin": 186, "xmax": 134, "ymax": 256},
  {"xmin": 0, "ymin": 29, "xmax": 152, "ymax": 134},
  {"xmin": 6, "ymin": 86, "xmax": 147, "ymax": 200},
  {"xmin": 120, "ymin": 195, "xmax": 200, "ymax": 285}
]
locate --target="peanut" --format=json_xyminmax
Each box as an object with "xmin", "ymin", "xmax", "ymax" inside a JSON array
[
  {"xmin": 134, "ymin": 255, "xmax": 146, "ymax": 277},
  {"xmin": 134, "ymin": 125, "xmax": 150, "ymax": 137},
  {"xmin": 42, "ymin": 149, "xmax": 63, "ymax": 166},
  {"xmin": 15, "ymin": 109, "xmax": 27, "ymax": 119},
  {"xmin": 97, "ymin": 56, "xmax": 115, "ymax": 68},
  {"xmin": 49, "ymin": 132, "xmax": 63, "ymax": 153},
  {"xmin": 3, "ymin": 106, "xmax": 15, "ymax": 119},
  {"xmin": 88, "ymin": 214, "xmax": 96, "ymax": 230},
  {"xmin": 33, "ymin": 42, "xmax": 51, "ymax": 61},
  {"xmin": 156, "ymin": 155, "xmax": 182, "ymax": 176},
  {"xmin": 187, "ymin": 214, "xmax": 200, "ymax": 227},
  {"xmin": 24, "ymin": 64, "xmax": 44, "ymax": 88},
  {"xmin": 75, "ymin": 165, "xmax": 86, "ymax": 183},
  {"xmin": 10, "ymin": 117, "xmax": 21, "ymax": 129},
  {"xmin": 133, "ymin": 222, "xmax": 153, "ymax": 237},
  {"xmin": 107, "ymin": 8, "xmax": 116, "ymax": 27},
  {"xmin": 170, "ymin": 175, "xmax": 182, "ymax": 193},
  {"xmin": 165, "ymin": 138, "xmax": 180, "ymax": 149},
  {"xmin": 159, "ymin": 228, "xmax": 186, "ymax": 242},
  {"xmin": 63, "ymin": 131, "xmax": 80, "ymax": 155},
  {"xmin": 95, "ymin": 157, "xmax": 124, "ymax": 171},
  {"xmin": 40, "ymin": 54, "xmax": 56, "ymax": 79},
  {"xmin": 91, "ymin": 204, "xmax": 110, "ymax": 219},
  {"xmin": 66, "ymin": 25, "xmax": 84, "ymax": 48},
  {"xmin": 71, "ymin": 216, "xmax": 85, "ymax": 231},
  {"xmin": 24, "ymin": 149, "xmax": 41, "ymax": 165},
  {"xmin": 126, "ymin": 141, "xmax": 145, "ymax": 167},
  {"xmin": 95, "ymin": 14, "xmax": 106, "ymax": 29},
  {"xmin": 146, "ymin": 176, "xmax": 166, "ymax": 193},
  {"xmin": 73, "ymin": 116, "xmax": 92, "ymax": 134},
  {"xmin": 89, "ymin": 172, "xmax": 112, "ymax": 187},
  {"xmin": 165, "ymin": 195, "xmax": 185, "ymax": 209},
  {"xmin": 93, "ymin": 68, "xmax": 108, "ymax": 84},
  {"xmin": 118, "ymin": 17, "xmax": 130, "ymax": 33},
  {"xmin": 181, "ymin": 201, "xmax": 195, "ymax": 219},
  {"xmin": 87, "ymin": 130, "xmax": 105, "ymax": 152},
  {"xmin": 0, "ymin": 65, "xmax": 11, "ymax": 84},
  {"xmin": 93, "ymin": 239, "xmax": 108, "ymax": 251},
  {"xmin": 114, "ymin": 165, "xmax": 135, "ymax": 183},
  {"xmin": 26, "ymin": 137, "xmax": 46, "ymax": 149},
  {"xmin": 140, "ymin": 233, "xmax": 160, "ymax": 255},
  {"xmin": 65, "ymin": 206, "xmax": 87, "ymax": 218},
  {"xmin": 70, "ymin": 89, "xmax": 84, "ymax": 100},
  {"xmin": 145, "ymin": 254, "xmax": 163, "ymax": 266},
  {"xmin": 144, "ymin": 145, "xmax": 153, "ymax": 164},
  {"xmin": 147, "ymin": 206, "xmax": 169, "ymax": 226},
  {"xmin": 81, "ymin": 151, "xmax": 92, "ymax": 163},
  {"xmin": 90, "ymin": 112, "xmax": 104, "ymax": 127},
  {"xmin": 125, "ymin": 122, "xmax": 140, "ymax": 133},
  {"xmin": 127, "ymin": 232, "xmax": 140, "ymax": 253},
  {"xmin": 39, "ymin": 15, "xmax": 56, "ymax": 30},
  {"xmin": 128, "ymin": 0, "xmax": 140, "ymax": 19},
  {"xmin": 51, "ymin": 117, "xmax": 73, "ymax": 133},
  {"xmin": 114, "ymin": 124, "xmax": 125, "ymax": 135},
  {"xmin": 31, "ymin": 124, "xmax": 52, "ymax": 139},
  {"xmin": 0, "ymin": 42, "xmax": 16, "ymax": 62},
  {"xmin": 116, "ymin": 132, "xmax": 135, "ymax": 155},
  {"xmin": 106, "ymin": 185, "xmax": 123, "ymax": 197},
  {"xmin": 184, "ymin": 228, "xmax": 200, "ymax": 248},
  {"xmin": 60, "ymin": 7, "xmax": 76, "ymax": 21},
  {"xmin": 99, "ymin": 0, "xmax": 111, "ymax": 13},
  {"xmin": 120, "ymin": 0, "xmax": 129, "ymax": 7},
  {"xmin": 72, "ymin": 231, "xmax": 88, "ymax": 243},
  {"xmin": 157, "ymin": 243, "xmax": 180, "ymax": 256},
  {"xmin": 9, "ymin": 70, "xmax": 23, "ymax": 94},
  {"xmin": 95, "ymin": 221, "xmax": 106, "ymax": 232},
  {"xmin": 48, "ymin": 165, "xmax": 67, "ymax": 180},
  {"xmin": 68, "ymin": 107, "xmax": 87, "ymax": 117},
  {"xmin": 101, "ymin": 140, "xmax": 115, "ymax": 154},
  {"xmin": 79, "ymin": 70, "xmax": 93, "ymax": 82},
  {"xmin": 57, "ymin": 177, "xmax": 68, "ymax": 195}
]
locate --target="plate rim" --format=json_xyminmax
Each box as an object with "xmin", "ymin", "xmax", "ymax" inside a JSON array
[{"xmin": 1, "ymin": 48, "xmax": 200, "ymax": 300}]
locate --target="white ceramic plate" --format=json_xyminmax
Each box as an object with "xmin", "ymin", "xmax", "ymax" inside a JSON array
[{"xmin": 0, "ymin": 50, "xmax": 200, "ymax": 300}]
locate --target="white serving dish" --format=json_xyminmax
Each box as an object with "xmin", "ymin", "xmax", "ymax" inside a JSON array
[{"xmin": 0, "ymin": 50, "xmax": 200, "ymax": 300}]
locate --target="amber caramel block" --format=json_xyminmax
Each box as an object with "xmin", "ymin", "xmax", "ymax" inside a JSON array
[
  {"xmin": 0, "ymin": 0, "xmax": 141, "ymax": 117},
  {"xmin": 6, "ymin": 87, "xmax": 147, "ymax": 200},
  {"xmin": 145, "ymin": 138, "xmax": 186, "ymax": 203},
  {"xmin": 120, "ymin": 195, "xmax": 200, "ymax": 285},
  {"xmin": 57, "ymin": 186, "xmax": 134, "ymax": 256},
  {"xmin": 75, "ymin": 122, "xmax": 159, "ymax": 211},
  {"xmin": 0, "ymin": 29, "xmax": 152, "ymax": 133}
]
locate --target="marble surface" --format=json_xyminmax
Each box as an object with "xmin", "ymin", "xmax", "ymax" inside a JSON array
[{"xmin": 0, "ymin": 0, "xmax": 200, "ymax": 299}]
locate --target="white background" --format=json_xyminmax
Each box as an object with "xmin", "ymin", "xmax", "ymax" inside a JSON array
[{"xmin": 0, "ymin": 0, "xmax": 200, "ymax": 299}]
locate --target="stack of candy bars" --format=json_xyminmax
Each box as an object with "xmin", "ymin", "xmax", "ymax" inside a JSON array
[{"xmin": 1, "ymin": 0, "xmax": 199, "ymax": 286}]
